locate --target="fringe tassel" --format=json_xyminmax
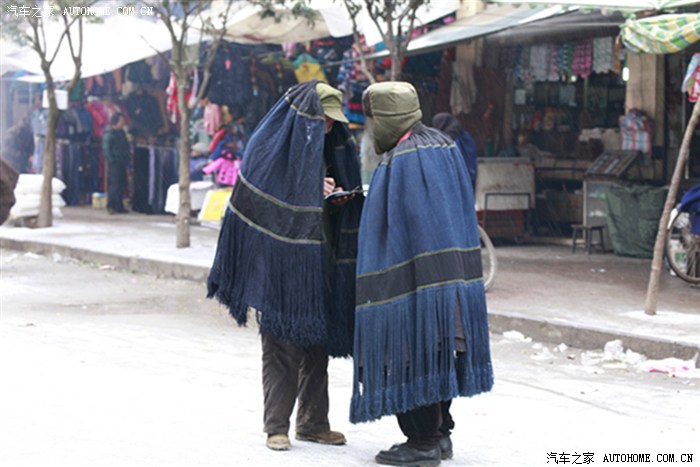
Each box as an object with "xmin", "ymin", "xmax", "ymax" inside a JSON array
[
  {"xmin": 208, "ymin": 208, "xmax": 327, "ymax": 348},
  {"xmin": 350, "ymin": 281, "xmax": 493, "ymax": 424},
  {"xmin": 326, "ymin": 261, "xmax": 356, "ymax": 357}
]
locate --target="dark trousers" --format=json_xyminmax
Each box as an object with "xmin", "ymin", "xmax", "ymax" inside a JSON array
[
  {"xmin": 107, "ymin": 162, "xmax": 127, "ymax": 211},
  {"xmin": 261, "ymin": 331, "xmax": 330, "ymax": 436},
  {"xmin": 397, "ymin": 400, "xmax": 455, "ymax": 451}
]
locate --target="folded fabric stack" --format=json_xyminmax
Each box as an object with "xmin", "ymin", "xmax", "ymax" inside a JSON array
[{"xmin": 9, "ymin": 174, "xmax": 66, "ymax": 221}]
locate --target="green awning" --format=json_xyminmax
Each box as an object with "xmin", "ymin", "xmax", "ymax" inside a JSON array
[{"xmin": 621, "ymin": 13, "xmax": 700, "ymax": 53}]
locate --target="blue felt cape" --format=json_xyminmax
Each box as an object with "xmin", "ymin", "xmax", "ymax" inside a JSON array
[
  {"xmin": 350, "ymin": 123, "xmax": 493, "ymax": 424},
  {"xmin": 207, "ymin": 81, "xmax": 363, "ymax": 357}
]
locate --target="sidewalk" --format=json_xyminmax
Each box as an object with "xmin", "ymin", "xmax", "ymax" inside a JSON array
[{"xmin": 1, "ymin": 206, "xmax": 698, "ymax": 360}]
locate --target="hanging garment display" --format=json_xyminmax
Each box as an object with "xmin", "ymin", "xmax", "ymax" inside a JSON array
[
  {"xmin": 619, "ymin": 109, "xmax": 653, "ymax": 156},
  {"xmin": 206, "ymin": 43, "xmax": 251, "ymax": 117},
  {"xmin": 683, "ymin": 53, "xmax": 700, "ymax": 103},
  {"xmin": 593, "ymin": 37, "xmax": 614, "ymax": 74},
  {"xmin": 571, "ymin": 40, "xmax": 593, "ymax": 78},
  {"xmin": 293, "ymin": 53, "xmax": 327, "ymax": 83},
  {"xmin": 450, "ymin": 61, "xmax": 477, "ymax": 115}
]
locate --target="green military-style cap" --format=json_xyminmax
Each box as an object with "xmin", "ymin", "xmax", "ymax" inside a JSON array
[{"xmin": 316, "ymin": 82, "xmax": 349, "ymax": 123}]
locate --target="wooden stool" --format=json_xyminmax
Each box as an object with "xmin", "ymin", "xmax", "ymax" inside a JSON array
[{"xmin": 571, "ymin": 224, "xmax": 606, "ymax": 254}]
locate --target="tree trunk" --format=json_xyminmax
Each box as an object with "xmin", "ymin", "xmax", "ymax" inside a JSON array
[
  {"xmin": 175, "ymin": 70, "xmax": 192, "ymax": 248},
  {"xmin": 37, "ymin": 80, "xmax": 59, "ymax": 228},
  {"xmin": 644, "ymin": 99, "xmax": 700, "ymax": 315}
]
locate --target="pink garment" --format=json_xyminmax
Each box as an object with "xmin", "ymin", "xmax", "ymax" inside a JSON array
[
  {"xmin": 571, "ymin": 40, "xmax": 593, "ymax": 78},
  {"xmin": 202, "ymin": 157, "xmax": 241, "ymax": 187},
  {"xmin": 204, "ymin": 102, "xmax": 222, "ymax": 135}
]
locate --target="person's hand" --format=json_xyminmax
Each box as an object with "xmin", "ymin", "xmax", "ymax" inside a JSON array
[
  {"xmin": 323, "ymin": 177, "xmax": 336, "ymax": 198},
  {"xmin": 329, "ymin": 186, "xmax": 356, "ymax": 206},
  {"xmin": 331, "ymin": 191, "xmax": 355, "ymax": 206}
]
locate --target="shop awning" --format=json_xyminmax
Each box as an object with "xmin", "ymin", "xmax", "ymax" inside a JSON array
[
  {"xmin": 1, "ymin": 15, "xmax": 199, "ymax": 82},
  {"xmin": 620, "ymin": 13, "xmax": 700, "ymax": 53},
  {"xmin": 366, "ymin": 4, "xmax": 570, "ymax": 59},
  {"xmin": 487, "ymin": 0, "xmax": 700, "ymax": 13}
]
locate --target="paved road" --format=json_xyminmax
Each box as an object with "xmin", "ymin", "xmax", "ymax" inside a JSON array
[{"xmin": 1, "ymin": 250, "xmax": 698, "ymax": 466}]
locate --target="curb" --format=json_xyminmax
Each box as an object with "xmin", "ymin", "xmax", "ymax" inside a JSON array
[
  {"xmin": 1, "ymin": 238, "xmax": 209, "ymax": 282},
  {"xmin": 488, "ymin": 313, "xmax": 700, "ymax": 360},
  {"xmin": 3, "ymin": 237, "xmax": 697, "ymax": 360}
]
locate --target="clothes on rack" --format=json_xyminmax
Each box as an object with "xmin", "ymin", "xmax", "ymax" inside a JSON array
[
  {"xmin": 132, "ymin": 145, "xmax": 178, "ymax": 214},
  {"xmin": 124, "ymin": 89, "xmax": 167, "ymax": 137},
  {"xmin": 205, "ymin": 42, "xmax": 251, "ymax": 116}
]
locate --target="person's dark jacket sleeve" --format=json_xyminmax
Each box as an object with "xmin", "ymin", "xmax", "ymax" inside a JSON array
[{"xmin": 0, "ymin": 158, "xmax": 19, "ymax": 225}]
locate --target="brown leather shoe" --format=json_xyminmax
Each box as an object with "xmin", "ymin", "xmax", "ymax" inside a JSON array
[
  {"xmin": 295, "ymin": 430, "xmax": 347, "ymax": 445},
  {"xmin": 266, "ymin": 433, "xmax": 292, "ymax": 451}
]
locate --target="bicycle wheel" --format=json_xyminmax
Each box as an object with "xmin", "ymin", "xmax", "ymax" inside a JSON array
[
  {"xmin": 665, "ymin": 210, "xmax": 700, "ymax": 284},
  {"xmin": 478, "ymin": 225, "xmax": 497, "ymax": 292}
]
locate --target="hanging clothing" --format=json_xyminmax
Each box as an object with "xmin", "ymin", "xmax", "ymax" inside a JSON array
[
  {"xmin": 293, "ymin": 53, "xmax": 327, "ymax": 83},
  {"xmin": 450, "ymin": 61, "xmax": 477, "ymax": 115},
  {"xmin": 206, "ymin": 43, "xmax": 251, "ymax": 115},
  {"xmin": 619, "ymin": 110, "xmax": 653, "ymax": 155},
  {"xmin": 124, "ymin": 90, "xmax": 164, "ymax": 136},
  {"xmin": 571, "ymin": 40, "xmax": 593, "ymax": 78},
  {"xmin": 683, "ymin": 53, "xmax": 700, "ymax": 103},
  {"xmin": 530, "ymin": 44, "xmax": 548, "ymax": 82},
  {"xmin": 202, "ymin": 155, "xmax": 241, "ymax": 187},
  {"xmin": 204, "ymin": 102, "xmax": 222, "ymax": 136},
  {"xmin": 593, "ymin": 37, "xmax": 614, "ymax": 74}
]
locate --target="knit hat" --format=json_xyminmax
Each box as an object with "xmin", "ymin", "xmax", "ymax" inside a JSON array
[{"xmin": 315, "ymin": 82, "xmax": 348, "ymax": 123}]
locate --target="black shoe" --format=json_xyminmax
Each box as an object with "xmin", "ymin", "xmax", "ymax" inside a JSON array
[
  {"xmin": 439, "ymin": 436, "xmax": 453, "ymax": 460},
  {"xmin": 375, "ymin": 443, "xmax": 441, "ymax": 467}
]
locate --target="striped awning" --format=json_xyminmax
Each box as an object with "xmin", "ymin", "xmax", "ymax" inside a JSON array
[{"xmin": 620, "ymin": 13, "xmax": 700, "ymax": 54}]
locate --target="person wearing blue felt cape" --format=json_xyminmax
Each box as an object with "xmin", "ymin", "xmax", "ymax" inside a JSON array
[
  {"xmin": 352, "ymin": 82, "xmax": 493, "ymax": 467},
  {"xmin": 207, "ymin": 80, "xmax": 363, "ymax": 452}
]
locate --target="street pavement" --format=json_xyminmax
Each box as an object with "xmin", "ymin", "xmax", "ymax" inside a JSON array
[
  {"xmin": 1, "ymin": 251, "xmax": 698, "ymax": 467},
  {"xmin": 1, "ymin": 206, "xmax": 698, "ymax": 360}
]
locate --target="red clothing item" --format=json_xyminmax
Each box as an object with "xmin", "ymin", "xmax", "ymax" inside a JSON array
[{"xmin": 202, "ymin": 157, "xmax": 241, "ymax": 187}]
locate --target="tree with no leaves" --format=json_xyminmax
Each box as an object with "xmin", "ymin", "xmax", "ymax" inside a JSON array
[
  {"xmin": 145, "ymin": 0, "xmax": 241, "ymax": 248},
  {"xmin": 1, "ymin": 0, "xmax": 93, "ymax": 228},
  {"xmin": 341, "ymin": 0, "xmax": 429, "ymax": 82}
]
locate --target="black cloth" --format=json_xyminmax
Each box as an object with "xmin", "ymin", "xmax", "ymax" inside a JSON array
[
  {"xmin": 124, "ymin": 91, "xmax": 163, "ymax": 136},
  {"xmin": 261, "ymin": 331, "xmax": 330, "ymax": 436},
  {"xmin": 397, "ymin": 400, "xmax": 454, "ymax": 451},
  {"xmin": 206, "ymin": 43, "xmax": 251, "ymax": 116},
  {"xmin": 107, "ymin": 162, "xmax": 127, "ymax": 212},
  {"xmin": 102, "ymin": 127, "xmax": 130, "ymax": 211}
]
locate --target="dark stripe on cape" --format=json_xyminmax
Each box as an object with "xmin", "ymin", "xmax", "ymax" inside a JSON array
[
  {"xmin": 231, "ymin": 173, "xmax": 323, "ymax": 243},
  {"xmin": 356, "ymin": 247, "xmax": 483, "ymax": 306}
]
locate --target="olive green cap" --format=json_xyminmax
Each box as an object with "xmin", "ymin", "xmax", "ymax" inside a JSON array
[
  {"xmin": 362, "ymin": 82, "xmax": 422, "ymax": 154},
  {"xmin": 316, "ymin": 82, "xmax": 349, "ymax": 123}
]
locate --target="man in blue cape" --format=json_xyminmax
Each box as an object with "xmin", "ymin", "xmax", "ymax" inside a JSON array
[
  {"xmin": 352, "ymin": 82, "xmax": 493, "ymax": 466},
  {"xmin": 207, "ymin": 80, "xmax": 363, "ymax": 451}
]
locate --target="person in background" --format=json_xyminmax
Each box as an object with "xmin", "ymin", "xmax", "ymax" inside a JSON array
[
  {"xmin": 101, "ymin": 113, "xmax": 130, "ymax": 214},
  {"xmin": 3, "ymin": 117, "xmax": 34, "ymax": 174},
  {"xmin": 432, "ymin": 112, "xmax": 478, "ymax": 189},
  {"xmin": 351, "ymin": 82, "xmax": 493, "ymax": 467},
  {"xmin": 207, "ymin": 81, "xmax": 363, "ymax": 452}
]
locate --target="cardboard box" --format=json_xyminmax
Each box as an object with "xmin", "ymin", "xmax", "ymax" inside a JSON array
[{"xmin": 92, "ymin": 192, "xmax": 107, "ymax": 209}]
